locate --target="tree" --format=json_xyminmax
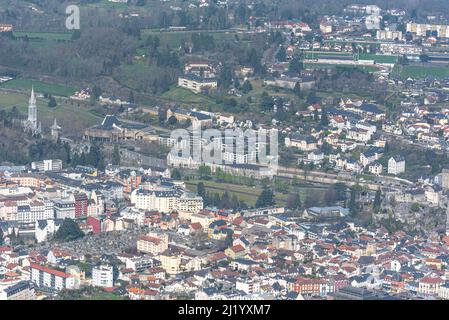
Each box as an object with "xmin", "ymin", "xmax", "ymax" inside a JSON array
[
  {"xmin": 275, "ymin": 46, "xmax": 287, "ymax": 62},
  {"xmin": 373, "ymin": 189, "xmax": 382, "ymax": 213},
  {"xmin": 219, "ymin": 191, "xmax": 231, "ymax": 209},
  {"xmin": 334, "ymin": 183, "xmax": 347, "ymax": 201},
  {"xmin": 171, "ymin": 169, "xmax": 181, "ymax": 180},
  {"xmin": 198, "ymin": 165, "xmax": 211, "ymax": 180},
  {"xmin": 320, "ymin": 106, "xmax": 329, "ymax": 126},
  {"xmin": 287, "ymin": 192, "xmax": 301, "ymax": 210},
  {"xmin": 112, "ymin": 145, "xmax": 120, "ymax": 165},
  {"xmin": 92, "ymin": 85, "xmax": 102, "ymax": 99},
  {"xmin": 241, "ymin": 80, "xmax": 253, "ymax": 94},
  {"xmin": 289, "ymin": 57, "xmax": 303, "ymax": 73},
  {"xmin": 349, "ymin": 187, "xmax": 360, "ymax": 217},
  {"xmin": 293, "ymin": 82, "xmax": 302, "ymax": 97},
  {"xmin": 197, "ymin": 182, "xmax": 206, "ymax": 199},
  {"xmin": 48, "ymin": 96, "xmax": 57, "ymax": 108},
  {"xmin": 324, "ymin": 186, "xmax": 337, "ymax": 205},
  {"xmin": 256, "ymin": 187, "xmax": 275, "ymax": 208},
  {"xmin": 260, "ymin": 92, "xmax": 274, "ymax": 112},
  {"xmin": 167, "ymin": 115, "xmax": 178, "ymax": 126},
  {"xmin": 54, "ymin": 218, "xmax": 84, "ymax": 242}
]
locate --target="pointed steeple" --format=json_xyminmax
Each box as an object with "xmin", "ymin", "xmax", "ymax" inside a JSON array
[
  {"xmin": 50, "ymin": 118, "xmax": 61, "ymax": 130},
  {"xmin": 29, "ymin": 85, "xmax": 36, "ymax": 105}
]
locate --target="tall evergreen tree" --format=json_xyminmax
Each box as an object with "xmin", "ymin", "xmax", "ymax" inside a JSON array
[
  {"xmin": 256, "ymin": 187, "xmax": 275, "ymax": 208},
  {"xmin": 349, "ymin": 187, "xmax": 359, "ymax": 217},
  {"xmin": 373, "ymin": 189, "xmax": 382, "ymax": 213},
  {"xmin": 197, "ymin": 182, "xmax": 206, "ymax": 199},
  {"xmin": 112, "ymin": 145, "xmax": 120, "ymax": 165}
]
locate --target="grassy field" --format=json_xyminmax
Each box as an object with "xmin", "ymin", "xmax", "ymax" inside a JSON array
[
  {"xmin": 0, "ymin": 91, "xmax": 100, "ymax": 127},
  {"xmin": 81, "ymin": 292, "xmax": 127, "ymax": 300},
  {"xmin": 13, "ymin": 31, "xmax": 73, "ymax": 41},
  {"xmin": 0, "ymin": 79, "xmax": 76, "ymax": 97},
  {"xmin": 141, "ymin": 30, "xmax": 240, "ymax": 48},
  {"xmin": 304, "ymin": 63, "xmax": 379, "ymax": 73},
  {"xmin": 359, "ymin": 53, "xmax": 398, "ymax": 64},
  {"xmin": 162, "ymin": 87, "xmax": 212, "ymax": 103},
  {"xmin": 86, "ymin": 0, "xmax": 129, "ymax": 9},
  {"xmin": 392, "ymin": 64, "xmax": 449, "ymax": 79},
  {"xmin": 304, "ymin": 51, "xmax": 352, "ymax": 59},
  {"xmin": 185, "ymin": 179, "xmax": 325, "ymax": 207}
]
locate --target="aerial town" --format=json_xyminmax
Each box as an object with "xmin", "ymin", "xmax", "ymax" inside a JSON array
[{"xmin": 1, "ymin": 0, "xmax": 449, "ymax": 302}]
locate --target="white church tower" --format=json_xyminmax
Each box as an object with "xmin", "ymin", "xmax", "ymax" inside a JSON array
[
  {"xmin": 24, "ymin": 86, "xmax": 41, "ymax": 135},
  {"xmin": 28, "ymin": 86, "xmax": 37, "ymax": 127}
]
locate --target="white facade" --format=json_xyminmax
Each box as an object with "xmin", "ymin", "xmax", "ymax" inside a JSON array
[
  {"xmin": 388, "ymin": 157, "xmax": 405, "ymax": 175},
  {"xmin": 131, "ymin": 189, "xmax": 203, "ymax": 214},
  {"xmin": 30, "ymin": 264, "xmax": 77, "ymax": 291},
  {"xmin": 92, "ymin": 265, "xmax": 114, "ymax": 288},
  {"xmin": 31, "ymin": 159, "xmax": 63, "ymax": 172}
]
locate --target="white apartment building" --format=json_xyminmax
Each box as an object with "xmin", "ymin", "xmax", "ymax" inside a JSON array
[
  {"xmin": 368, "ymin": 162, "xmax": 383, "ymax": 175},
  {"xmin": 130, "ymin": 188, "xmax": 203, "ymax": 214},
  {"xmin": 53, "ymin": 199, "xmax": 76, "ymax": 219},
  {"xmin": 92, "ymin": 265, "xmax": 114, "ymax": 288},
  {"xmin": 29, "ymin": 263, "xmax": 78, "ymax": 291},
  {"xmin": 236, "ymin": 278, "xmax": 261, "ymax": 294},
  {"xmin": 15, "ymin": 200, "xmax": 53, "ymax": 223},
  {"xmin": 388, "ymin": 156, "xmax": 405, "ymax": 175},
  {"xmin": 31, "ymin": 159, "xmax": 63, "ymax": 172},
  {"xmin": 376, "ymin": 30, "xmax": 403, "ymax": 41},
  {"xmin": 347, "ymin": 128, "xmax": 372, "ymax": 143},
  {"xmin": 178, "ymin": 74, "xmax": 217, "ymax": 93},
  {"xmin": 406, "ymin": 23, "xmax": 449, "ymax": 38}
]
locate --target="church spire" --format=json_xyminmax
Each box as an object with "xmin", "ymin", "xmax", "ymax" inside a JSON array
[{"xmin": 29, "ymin": 85, "xmax": 36, "ymax": 105}]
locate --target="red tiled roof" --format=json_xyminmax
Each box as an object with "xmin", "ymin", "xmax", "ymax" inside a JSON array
[{"xmin": 30, "ymin": 263, "xmax": 71, "ymax": 278}]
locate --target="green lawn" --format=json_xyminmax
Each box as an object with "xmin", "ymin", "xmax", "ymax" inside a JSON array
[
  {"xmin": 161, "ymin": 87, "xmax": 221, "ymax": 110},
  {"xmin": 304, "ymin": 51, "xmax": 352, "ymax": 59},
  {"xmin": 141, "ymin": 30, "xmax": 239, "ymax": 48},
  {"xmin": 304, "ymin": 63, "xmax": 378, "ymax": 73},
  {"xmin": 186, "ymin": 179, "xmax": 326, "ymax": 207},
  {"xmin": 0, "ymin": 91, "xmax": 99, "ymax": 126},
  {"xmin": 359, "ymin": 53, "xmax": 398, "ymax": 64},
  {"xmin": 13, "ymin": 31, "xmax": 73, "ymax": 41},
  {"xmin": 0, "ymin": 79, "xmax": 76, "ymax": 97},
  {"xmin": 392, "ymin": 64, "xmax": 449, "ymax": 79},
  {"xmin": 81, "ymin": 292, "xmax": 127, "ymax": 300}
]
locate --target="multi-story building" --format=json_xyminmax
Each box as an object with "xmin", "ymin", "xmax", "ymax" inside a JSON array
[
  {"xmin": 92, "ymin": 265, "xmax": 114, "ymax": 288},
  {"xmin": 360, "ymin": 148, "xmax": 384, "ymax": 167},
  {"xmin": 285, "ymin": 133, "xmax": 317, "ymax": 151},
  {"xmin": 130, "ymin": 188, "xmax": 203, "ymax": 215},
  {"xmin": 178, "ymin": 74, "xmax": 217, "ymax": 93},
  {"xmin": 29, "ymin": 263, "xmax": 78, "ymax": 291},
  {"xmin": 16, "ymin": 200, "xmax": 53, "ymax": 223},
  {"xmin": 53, "ymin": 199, "xmax": 76, "ymax": 219},
  {"xmin": 0, "ymin": 281, "xmax": 35, "ymax": 300},
  {"xmin": 31, "ymin": 159, "xmax": 63, "ymax": 172},
  {"xmin": 137, "ymin": 233, "xmax": 169, "ymax": 255},
  {"xmin": 418, "ymin": 277, "xmax": 444, "ymax": 296},
  {"xmin": 159, "ymin": 254, "xmax": 182, "ymax": 275},
  {"xmin": 388, "ymin": 156, "xmax": 405, "ymax": 175},
  {"xmin": 376, "ymin": 30, "xmax": 403, "ymax": 41},
  {"xmin": 74, "ymin": 192, "xmax": 88, "ymax": 218},
  {"xmin": 236, "ymin": 278, "xmax": 261, "ymax": 294},
  {"xmin": 406, "ymin": 23, "xmax": 449, "ymax": 38}
]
